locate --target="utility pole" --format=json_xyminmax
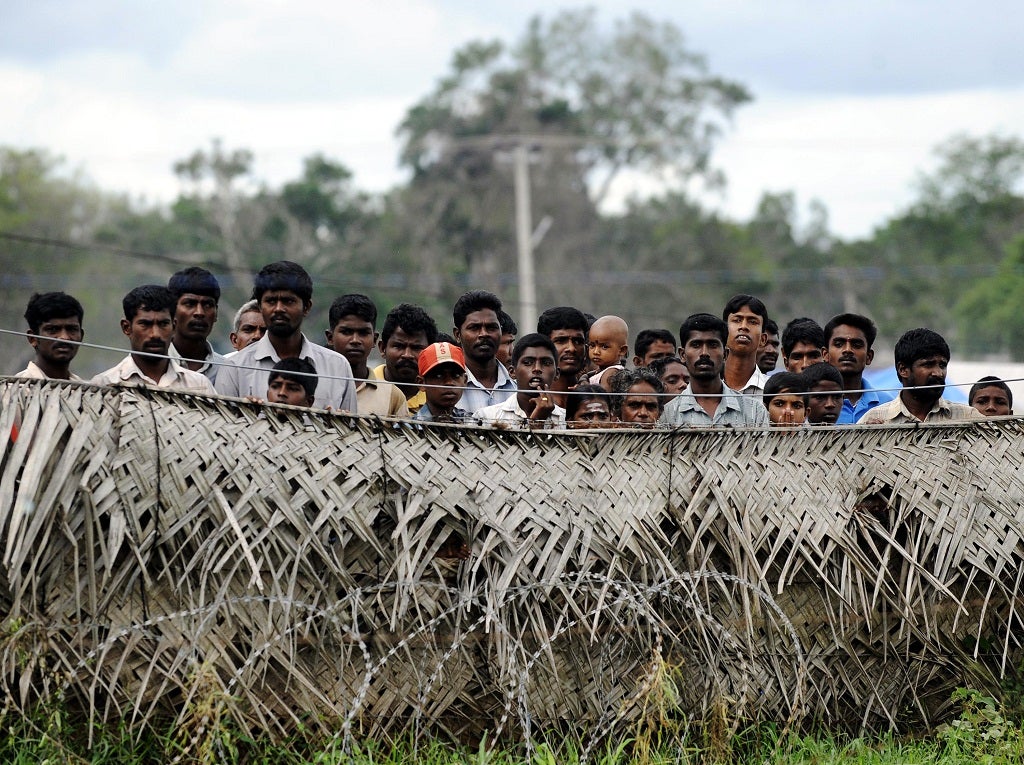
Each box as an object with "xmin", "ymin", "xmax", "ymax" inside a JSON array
[{"xmin": 512, "ymin": 145, "xmax": 538, "ymax": 332}]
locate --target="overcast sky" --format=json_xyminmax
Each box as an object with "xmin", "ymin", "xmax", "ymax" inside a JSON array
[{"xmin": 2, "ymin": 0, "xmax": 1022, "ymax": 238}]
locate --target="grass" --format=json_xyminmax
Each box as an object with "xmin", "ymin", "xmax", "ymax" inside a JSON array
[{"xmin": 4, "ymin": 700, "xmax": 1024, "ymax": 765}]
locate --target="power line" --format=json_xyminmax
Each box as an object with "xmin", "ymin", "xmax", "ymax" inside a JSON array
[{"xmin": 0, "ymin": 230, "xmax": 1006, "ymax": 290}]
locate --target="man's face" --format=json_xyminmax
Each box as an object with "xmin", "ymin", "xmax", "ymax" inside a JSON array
[
  {"xmin": 267, "ymin": 377, "xmax": 312, "ymax": 407},
  {"xmin": 121, "ymin": 309, "xmax": 173, "ymax": 356},
  {"xmin": 30, "ymin": 316, "xmax": 83, "ymax": 366},
  {"xmin": 807, "ymin": 382, "xmax": 843, "ymax": 425},
  {"xmin": 972, "ymin": 385, "xmax": 1012, "ymax": 417},
  {"xmin": 379, "ymin": 328, "xmax": 429, "ymax": 385},
  {"xmin": 619, "ymin": 382, "xmax": 662, "ymax": 427},
  {"xmin": 637, "ymin": 340, "xmax": 675, "ymax": 368},
  {"xmin": 420, "ymin": 362, "xmax": 467, "ymax": 411},
  {"xmin": 454, "ymin": 309, "xmax": 501, "ymax": 365},
  {"xmin": 261, "ymin": 290, "xmax": 310, "ymax": 338},
  {"xmin": 326, "ymin": 315, "xmax": 377, "ymax": 369},
  {"xmin": 827, "ymin": 324, "xmax": 873, "ymax": 377},
  {"xmin": 899, "ymin": 354, "xmax": 947, "ymax": 405},
  {"xmin": 725, "ymin": 305, "xmax": 764, "ymax": 355},
  {"xmin": 230, "ymin": 310, "xmax": 266, "ymax": 350},
  {"xmin": 174, "ymin": 293, "xmax": 218, "ymax": 342},
  {"xmin": 513, "ymin": 345, "xmax": 557, "ymax": 394},
  {"xmin": 784, "ymin": 342, "xmax": 824, "ymax": 374},
  {"xmin": 497, "ymin": 333, "xmax": 515, "ymax": 369},
  {"xmin": 682, "ymin": 331, "xmax": 726, "ymax": 382},
  {"xmin": 758, "ymin": 332, "xmax": 780, "ymax": 373},
  {"xmin": 658, "ymin": 360, "xmax": 689, "ymax": 397},
  {"xmin": 549, "ymin": 328, "xmax": 587, "ymax": 377}
]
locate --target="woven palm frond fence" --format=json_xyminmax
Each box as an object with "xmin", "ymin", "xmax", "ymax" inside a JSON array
[{"xmin": 0, "ymin": 378, "xmax": 1022, "ymax": 745}]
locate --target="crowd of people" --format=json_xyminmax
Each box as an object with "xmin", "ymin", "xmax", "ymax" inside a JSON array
[{"xmin": 13, "ymin": 260, "xmax": 1015, "ymax": 429}]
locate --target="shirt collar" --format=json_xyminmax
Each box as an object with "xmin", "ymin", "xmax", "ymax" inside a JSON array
[
  {"xmin": 168, "ymin": 340, "xmax": 214, "ymax": 369},
  {"xmin": 465, "ymin": 361, "xmax": 515, "ymax": 390},
  {"xmin": 119, "ymin": 354, "xmax": 186, "ymax": 383},
  {"xmin": 740, "ymin": 367, "xmax": 768, "ymax": 392},
  {"xmin": 895, "ymin": 394, "xmax": 952, "ymax": 420},
  {"xmin": 251, "ymin": 332, "xmax": 313, "ymax": 363}
]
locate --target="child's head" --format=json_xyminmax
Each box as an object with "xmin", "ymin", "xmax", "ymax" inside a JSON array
[
  {"xmin": 267, "ymin": 358, "xmax": 317, "ymax": 407},
  {"xmin": 762, "ymin": 372, "xmax": 807, "ymax": 427},
  {"xmin": 417, "ymin": 342, "xmax": 467, "ymax": 414},
  {"xmin": 588, "ymin": 315, "xmax": 628, "ymax": 371},
  {"xmin": 802, "ymin": 362, "xmax": 844, "ymax": 425},
  {"xmin": 969, "ymin": 376, "xmax": 1013, "ymax": 417}
]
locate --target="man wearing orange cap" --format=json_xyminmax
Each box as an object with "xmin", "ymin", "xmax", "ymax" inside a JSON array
[{"xmin": 413, "ymin": 342, "xmax": 471, "ymax": 423}]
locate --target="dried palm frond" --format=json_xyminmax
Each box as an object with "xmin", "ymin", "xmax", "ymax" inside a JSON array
[{"xmin": 0, "ymin": 378, "xmax": 1019, "ymax": 744}]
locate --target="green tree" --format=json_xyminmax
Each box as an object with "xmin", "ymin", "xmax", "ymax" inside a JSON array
[
  {"xmin": 843, "ymin": 133, "xmax": 1024, "ymax": 350},
  {"xmin": 916, "ymin": 133, "xmax": 1024, "ymax": 211},
  {"xmin": 394, "ymin": 8, "xmax": 751, "ymax": 309},
  {"xmin": 956, "ymin": 236, "xmax": 1024, "ymax": 359},
  {"xmin": 0, "ymin": 147, "xmax": 140, "ymax": 373}
]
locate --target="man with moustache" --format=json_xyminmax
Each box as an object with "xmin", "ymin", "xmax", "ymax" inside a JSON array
[
  {"xmin": 17, "ymin": 291, "xmax": 86, "ymax": 381},
  {"xmin": 660, "ymin": 313, "xmax": 769, "ymax": 427},
  {"xmin": 476, "ymin": 333, "xmax": 565, "ymax": 428},
  {"xmin": 536, "ymin": 306, "xmax": 589, "ymax": 408},
  {"xmin": 451, "ymin": 290, "xmax": 516, "ymax": 413},
  {"xmin": 823, "ymin": 313, "xmax": 894, "ymax": 423},
  {"xmin": 372, "ymin": 303, "xmax": 438, "ymax": 415},
  {"xmin": 216, "ymin": 261, "xmax": 357, "ymax": 411},
  {"xmin": 167, "ymin": 267, "xmax": 227, "ymax": 384},
  {"xmin": 861, "ymin": 328, "xmax": 982, "ymax": 424},
  {"xmin": 92, "ymin": 285, "xmax": 215, "ymax": 394}
]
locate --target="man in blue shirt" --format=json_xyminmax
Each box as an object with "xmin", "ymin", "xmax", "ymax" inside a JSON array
[{"xmin": 823, "ymin": 313, "xmax": 894, "ymax": 424}]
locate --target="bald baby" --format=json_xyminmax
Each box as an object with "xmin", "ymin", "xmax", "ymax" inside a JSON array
[{"xmin": 588, "ymin": 315, "xmax": 629, "ymax": 390}]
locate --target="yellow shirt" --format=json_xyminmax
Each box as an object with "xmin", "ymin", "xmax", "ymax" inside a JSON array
[
  {"xmin": 371, "ymin": 364, "xmax": 425, "ymax": 414},
  {"xmin": 356, "ymin": 378, "xmax": 410, "ymax": 417}
]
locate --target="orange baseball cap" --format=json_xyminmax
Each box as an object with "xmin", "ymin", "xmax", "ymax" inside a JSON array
[{"xmin": 418, "ymin": 342, "xmax": 466, "ymax": 376}]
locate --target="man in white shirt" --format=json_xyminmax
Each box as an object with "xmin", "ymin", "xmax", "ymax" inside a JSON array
[
  {"xmin": 476, "ymin": 333, "xmax": 565, "ymax": 428},
  {"xmin": 16, "ymin": 291, "xmax": 86, "ymax": 381},
  {"xmin": 92, "ymin": 285, "xmax": 215, "ymax": 394},
  {"xmin": 216, "ymin": 261, "xmax": 357, "ymax": 412},
  {"xmin": 721, "ymin": 294, "xmax": 770, "ymax": 395},
  {"xmin": 167, "ymin": 266, "xmax": 228, "ymax": 384}
]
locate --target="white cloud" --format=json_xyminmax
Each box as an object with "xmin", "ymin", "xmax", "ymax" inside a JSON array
[
  {"xmin": 710, "ymin": 88, "xmax": 1024, "ymax": 236},
  {"xmin": 1, "ymin": 1, "xmax": 1023, "ymax": 241}
]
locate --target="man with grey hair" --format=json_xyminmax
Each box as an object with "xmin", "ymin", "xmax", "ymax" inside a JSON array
[{"xmin": 225, "ymin": 299, "xmax": 266, "ymax": 358}]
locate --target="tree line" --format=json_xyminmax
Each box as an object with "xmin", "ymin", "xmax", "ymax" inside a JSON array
[{"xmin": 1, "ymin": 9, "xmax": 1023, "ymax": 373}]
